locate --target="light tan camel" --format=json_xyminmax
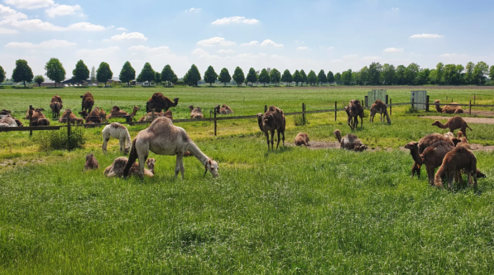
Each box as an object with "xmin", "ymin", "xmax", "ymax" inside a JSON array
[
  {"xmin": 189, "ymin": 105, "xmax": 204, "ymax": 119},
  {"xmin": 104, "ymin": 157, "xmax": 155, "ymax": 178},
  {"xmin": 123, "ymin": 117, "xmax": 219, "ymax": 179},
  {"xmin": 431, "ymin": 116, "xmax": 472, "ymax": 138},
  {"xmin": 333, "ymin": 129, "xmax": 367, "ymax": 151},
  {"xmin": 294, "ymin": 132, "xmax": 310, "ymax": 146},
  {"xmin": 434, "ymin": 146, "xmax": 477, "ymax": 188},
  {"xmin": 434, "ymin": 100, "xmax": 463, "ymax": 114},
  {"xmin": 345, "ymin": 100, "xmax": 364, "ymax": 129},
  {"xmin": 257, "ymin": 106, "xmax": 286, "ymax": 150},
  {"xmin": 0, "ymin": 115, "xmax": 18, "ymax": 127},
  {"xmin": 369, "ymin": 99, "xmax": 391, "ymax": 124},
  {"xmin": 102, "ymin": 123, "xmax": 131, "ymax": 154},
  {"xmin": 215, "ymin": 104, "xmax": 234, "ymax": 114}
]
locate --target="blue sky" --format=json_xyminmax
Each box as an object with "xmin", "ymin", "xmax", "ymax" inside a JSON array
[{"xmin": 1, "ymin": 0, "xmax": 493, "ymax": 79}]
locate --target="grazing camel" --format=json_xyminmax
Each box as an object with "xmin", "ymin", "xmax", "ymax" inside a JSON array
[
  {"xmin": 123, "ymin": 117, "xmax": 219, "ymax": 179},
  {"xmin": 419, "ymin": 140, "xmax": 455, "ymax": 185},
  {"xmin": 107, "ymin": 106, "xmax": 140, "ymax": 120},
  {"xmin": 81, "ymin": 92, "xmax": 94, "ymax": 113},
  {"xmin": 257, "ymin": 106, "xmax": 286, "ymax": 150},
  {"xmin": 105, "ymin": 157, "xmax": 155, "ymax": 178},
  {"xmin": 102, "ymin": 123, "xmax": 132, "ymax": 154},
  {"xmin": 294, "ymin": 132, "xmax": 310, "ymax": 146},
  {"xmin": 369, "ymin": 99, "xmax": 391, "ymax": 124},
  {"xmin": 434, "ymin": 146, "xmax": 477, "ymax": 188},
  {"xmin": 345, "ymin": 100, "xmax": 364, "ymax": 129},
  {"xmin": 138, "ymin": 110, "xmax": 173, "ymax": 122},
  {"xmin": 431, "ymin": 116, "xmax": 472, "ymax": 138},
  {"xmin": 146, "ymin": 93, "xmax": 179, "ymax": 112},
  {"xmin": 189, "ymin": 105, "xmax": 204, "ymax": 119},
  {"xmin": 59, "ymin": 109, "xmax": 83, "ymax": 125},
  {"xmin": 333, "ymin": 129, "xmax": 367, "ymax": 151},
  {"xmin": 434, "ymin": 100, "xmax": 463, "ymax": 114},
  {"xmin": 215, "ymin": 104, "xmax": 234, "ymax": 114},
  {"xmin": 84, "ymin": 153, "xmax": 99, "ymax": 170}
]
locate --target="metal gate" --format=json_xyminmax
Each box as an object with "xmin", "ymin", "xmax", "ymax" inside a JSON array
[
  {"xmin": 367, "ymin": 89, "xmax": 387, "ymax": 105},
  {"xmin": 411, "ymin": 90, "xmax": 427, "ymax": 110}
]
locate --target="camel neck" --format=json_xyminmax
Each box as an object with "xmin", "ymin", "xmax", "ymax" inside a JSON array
[
  {"xmin": 436, "ymin": 122, "xmax": 447, "ymax": 129},
  {"xmin": 410, "ymin": 148, "xmax": 422, "ymax": 164},
  {"xmin": 187, "ymin": 141, "xmax": 209, "ymax": 165}
]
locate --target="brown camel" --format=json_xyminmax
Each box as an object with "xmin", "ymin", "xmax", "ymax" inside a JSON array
[
  {"xmin": 434, "ymin": 146, "xmax": 477, "ymax": 188},
  {"xmin": 189, "ymin": 105, "xmax": 204, "ymax": 119},
  {"xmin": 434, "ymin": 100, "xmax": 464, "ymax": 114},
  {"xmin": 84, "ymin": 153, "xmax": 99, "ymax": 170},
  {"xmin": 24, "ymin": 108, "xmax": 50, "ymax": 126},
  {"xmin": 107, "ymin": 106, "xmax": 140, "ymax": 120},
  {"xmin": 294, "ymin": 132, "xmax": 310, "ymax": 146},
  {"xmin": 333, "ymin": 129, "xmax": 367, "ymax": 151},
  {"xmin": 215, "ymin": 104, "xmax": 234, "ymax": 114},
  {"xmin": 257, "ymin": 106, "xmax": 286, "ymax": 150},
  {"xmin": 345, "ymin": 100, "xmax": 364, "ymax": 129},
  {"xmin": 419, "ymin": 140, "xmax": 455, "ymax": 186},
  {"xmin": 369, "ymin": 99, "xmax": 391, "ymax": 124},
  {"xmin": 79, "ymin": 107, "xmax": 102, "ymax": 124},
  {"xmin": 146, "ymin": 93, "xmax": 179, "ymax": 112},
  {"xmin": 80, "ymin": 92, "xmax": 94, "ymax": 113},
  {"xmin": 59, "ymin": 109, "xmax": 83, "ymax": 125},
  {"xmin": 49, "ymin": 95, "xmax": 63, "ymax": 118},
  {"xmin": 431, "ymin": 116, "xmax": 472, "ymax": 138},
  {"xmin": 104, "ymin": 157, "xmax": 155, "ymax": 178},
  {"xmin": 138, "ymin": 110, "xmax": 173, "ymax": 122}
]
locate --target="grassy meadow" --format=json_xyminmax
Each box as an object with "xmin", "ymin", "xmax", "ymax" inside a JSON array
[{"xmin": 1, "ymin": 86, "xmax": 494, "ymax": 273}]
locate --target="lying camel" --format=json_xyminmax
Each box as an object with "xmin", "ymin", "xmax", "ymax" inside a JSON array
[
  {"xmin": 107, "ymin": 106, "xmax": 140, "ymax": 120},
  {"xmin": 189, "ymin": 105, "xmax": 204, "ymax": 119},
  {"xmin": 215, "ymin": 104, "xmax": 234, "ymax": 114},
  {"xmin": 294, "ymin": 132, "xmax": 310, "ymax": 146},
  {"xmin": 104, "ymin": 157, "xmax": 155, "ymax": 178},
  {"xmin": 0, "ymin": 115, "xmax": 18, "ymax": 127},
  {"xmin": 84, "ymin": 153, "xmax": 99, "ymax": 170},
  {"xmin": 59, "ymin": 109, "xmax": 83, "ymax": 125},
  {"xmin": 138, "ymin": 110, "xmax": 173, "ymax": 122},
  {"xmin": 24, "ymin": 108, "xmax": 50, "ymax": 126},
  {"xmin": 431, "ymin": 116, "xmax": 472, "ymax": 138},
  {"xmin": 333, "ymin": 129, "xmax": 367, "ymax": 151},
  {"xmin": 79, "ymin": 107, "xmax": 102, "ymax": 124},
  {"xmin": 434, "ymin": 100, "xmax": 463, "ymax": 114}
]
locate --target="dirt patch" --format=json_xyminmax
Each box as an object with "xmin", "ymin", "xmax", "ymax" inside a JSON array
[
  {"xmin": 421, "ymin": 116, "xmax": 494, "ymax": 124},
  {"xmin": 469, "ymin": 144, "xmax": 494, "ymax": 152},
  {"xmin": 470, "ymin": 110, "xmax": 494, "ymax": 117}
]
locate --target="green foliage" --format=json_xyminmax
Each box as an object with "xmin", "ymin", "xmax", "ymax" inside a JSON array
[
  {"xmin": 326, "ymin": 71, "xmax": 334, "ymax": 83},
  {"xmin": 0, "ymin": 65, "xmax": 5, "ymax": 83},
  {"xmin": 185, "ymin": 64, "xmax": 201, "ymax": 86},
  {"xmin": 161, "ymin": 64, "xmax": 176, "ymax": 86},
  {"xmin": 405, "ymin": 63, "xmax": 420, "ymax": 85},
  {"xmin": 317, "ymin": 69, "xmax": 327, "ymax": 84},
  {"xmin": 292, "ymin": 70, "xmax": 302, "ymax": 86},
  {"xmin": 204, "ymin": 65, "xmax": 218, "ymax": 86},
  {"xmin": 473, "ymin": 61, "xmax": 489, "ymax": 85},
  {"xmin": 246, "ymin": 67, "xmax": 257, "ymax": 85},
  {"xmin": 465, "ymin": 62, "xmax": 474, "ymax": 84},
  {"xmin": 90, "ymin": 66, "xmax": 96, "ymax": 82},
  {"xmin": 34, "ymin": 75, "xmax": 44, "ymax": 87},
  {"xmin": 341, "ymin": 69, "xmax": 352, "ymax": 85},
  {"xmin": 395, "ymin": 65, "xmax": 406, "ymax": 85},
  {"xmin": 293, "ymin": 114, "xmax": 308, "ymax": 126},
  {"xmin": 119, "ymin": 61, "xmax": 135, "ymax": 86},
  {"xmin": 490, "ymin": 65, "xmax": 494, "ymax": 81},
  {"xmin": 72, "ymin": 60, "xmax": 89, "ymax": 84},
  {"xmin": 218, "ymin": 68, "xmax": 231, "ymax": 86},
  {"xmin": 12, "ymin": 59, "xmax": 34, "ymax": 87},
  {"xmin": 269, "ymin": 68, "xmax": 281, "ymax": 85},
  {"xmin": 307, "ymin": 70, "xmax": 318, "ymax": 86},
  {"xmin": 258, "ymin": 68, "xmax": 270, "ymax": 86},
  {"xmin": 436, "ymin": 62, "xmax": 444, "ymax": 85},
  {"xmin": 232, "ymin": 66, "xmax": 245, "ymax": 86},
  {"xmin": 96, "ymin": 62, "xmax": 113, "ymax": 86},
  {"xmin": 138, "ymin": 62, "xmax": 156, "ymax": 84},
  {"xmin": 381, "ymin": 64, "xmax": 395, "ymax": 85},
  {"xmin": 300, "ymin": 69, "xmax": 307, "ymax": 85},
  {"xmin": 36, "ymin": 128, "xmax": 85, "ymax": 151},
  {"xmin": 45, "ymin": 58, "xmax": 66, "ymax": 87},
  {"xmin": 367, "ymin": 62, "xmax": 382, "ymax": 85},
  {"xmin": 281, "ymin": 69, "xmax": 292, "ymax": 86}
]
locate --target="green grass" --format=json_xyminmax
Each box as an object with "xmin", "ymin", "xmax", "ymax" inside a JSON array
[{"xmin": 1, "ymin": 86, "xmax": 494, "ymax": 273}]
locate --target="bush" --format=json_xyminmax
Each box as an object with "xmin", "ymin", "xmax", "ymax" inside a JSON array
[
  {"xmin": 36, "ymin": 128, "xmax": 85, "ymax": 151},
  {"xmin": 175, "ymin": 80, "xmax": 185, "ymax": 86},
  {"xmin": 405, "ymin": 107, "xmax": 419, "ymax": 114},
  {"xmin": 47, "ymin": 86, "xmax": 64, "ymax": 89},
  {"xmin": 293, "ymin": 114, "xmax": 308, "ymax": 126}
]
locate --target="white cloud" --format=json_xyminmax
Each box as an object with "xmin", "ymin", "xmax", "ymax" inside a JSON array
[
  {"xmin": 296, "ymin": 46, "xmax": 307, "ymax": 50},
  {"xmin": 260, "ymin": 39, "xmax": 283, "ymax": 47},
  {"xmin": 362, "ymin": 56, "xmax": 382, "ymax": 61},
  {"xmin": 109, "ymin": 32, "xmax": 147, "ymax": 41},
  {"xmin": 77, "ymin": 46, "xmax": 119, "ymax": 56},
  {"xmin": 45, "ymin": 4, "xmax": 83, "ymax": 17},
  {"xmin": 185, "ymin": 7, "xmax": 200, "ymax": 13},
  {"xmin": 384, "ymin": 47, "xmax": 403, "ymax": 53},
  {"xmin": 410, "ymin": 33, "xmax": 444, "ymax": 39},
  {"xmin": 128, "ymin": 45, "xmax": 170, "ymax": 54},
  {"xmin": 241, "ymin": 40, "xmax": 258, "ymax": 46},
  {"xmin": 0, "ymin": 4, "xmax": 28, "ymax": 21},
  {"xmin": 440, "ymin": 53, "xmax": 467, "ymax": 58},
  {"xmin": 116, "ymin": 27, "xmax": 127, "ymax": 31},
  {"xmin": 66, "ymin": 22, "xmax": 105, "ymax": 31},
  {"xmin": 0, "ymin": 27, "xmax": 17, "ymax": 33},
  {"xmin": 211, "ymin": 16, "xmax": 259, "ymax": 25},
  {"xmin": 9, "ymin": 18, "xmax": 64, "ymax": 30},
  {"xmin": 4, "ymin": 0, "xmax": 54, "ymax": 9},
  {"xmin": 343, "ymin": 54, "xmax": 358, "ymax": 59},
  {"xmin": 216, "ymin": 49, "xmax": 235, "ymax": 54},
  {"xmin": 5, "ymin": 39, "xmax": 76, "ymax": 48},
  {"xmin": 391, "ymin": 7, "xmax": 399, "ymax": 11},
  {"xmin": 197, "ymin": 37, "xmax": 235, "ymax": 47}
]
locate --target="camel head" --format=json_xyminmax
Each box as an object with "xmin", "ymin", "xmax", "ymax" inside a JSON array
[
  {"xmin": 404, "ymin": 142, "xmax": 418, "ymax": 150},
  {"xmin": 204, "ymin": 159, "xmax": 219, "ymax": 178},
  {"xmin": 133, "ymin": 106, "xmax": 140, "ymax": 111},
  {"xmin": 146, "ymin": 158, "xmax": 156, "ymax": 171},
  {"xmin": 188, "ymin": 105, "xmax": 194, "ymax": 111},
  {"xmin": 262, "ymin": 113, "xmax": 275, "ymax": 128},
  {"xmin": 79, "ymin": 110, "xmax": 88, "ymax": 118},
  {"xmin": 86, "ymin": 153, "xmax": 94, "ymax": 161},
  {"xmin": 354, "ymin": 144, "xmax": 368, "ymax": 152},
  {"xmin": 111, "ymin": 106, "xmax": 121, "ymax": 112},
  {"xmin": 431, "ymin": 121, "xmax": 441, "ymax": 127},
  {"xmin": 434, "ymin": 100, "xmax": 440, "ymax": 105},
  {"xmin": 173, "ymin": 98, "xmax": 179, "ymax": 105},
  {"xmin": 215, "ymin": 105, "xmax": 220, "ymax": 113}
]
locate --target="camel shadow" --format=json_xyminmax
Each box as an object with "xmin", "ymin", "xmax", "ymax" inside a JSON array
[{"xmin": 263, "ymin": 146, "xmax": 293, "ymax": 156}]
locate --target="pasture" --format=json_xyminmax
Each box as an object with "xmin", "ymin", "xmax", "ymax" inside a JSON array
[{"xmin": 1, "ymin": 86, "xmax": 494, "ymax": 273}]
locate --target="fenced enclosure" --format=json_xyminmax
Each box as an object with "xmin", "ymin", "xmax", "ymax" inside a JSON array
[
  {"xmin": 411, "ymin": 90, "xmax": 428, "ymax": 110},
  {"xmin": 367, "ymin": 89, "xmax": 387, "ymax": 106}
]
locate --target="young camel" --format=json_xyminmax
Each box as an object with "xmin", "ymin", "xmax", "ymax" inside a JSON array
[
  {"xmin": 215, "ymin": 104, "xmax": 234, "ymax": 114},
  {"xmin": 369, "ymin": 99, "xmax": 391, "ymax": 124},
  {"xmin": 104, "ymin": 157, "xmax": 155, "ymax": 178},
  {"xmin": 25, "ymin": 108, "xmax": 50, "ymax": 126},
  {"xmin": 59, "ymin": 109, "xmax": 83, "ymax": 125},
  {"xmin": 79, "ymin": 107, "xmax": 102, "ymax": 124},
  {"xmin": 431, "ymin": 116, "xmax": 472, "ymax": 138},
  {"xmin": 333, "ymin": 129, "xmax": 367, "ymax": 151},
  {"xmin": 84, "ymin": 153, "xmax": 99, "ymax": 170},
  {"xmin": 107, "ymin": 106, "xmax": 140, "ymax": 120},
  {"xmin": 123, "ymin": 117, "xmax": 219, "ymax": 179},
  {"xmin": 257, "ymin": 106, "xmax": 286, "ymax": 150},
  {"xmin": 419, "ymin": 140, "xmax": 455, "ymax": 186},
  {"xmin": 345, "ymin": 100, "xmax": 364, "ymax": 129},
  {"xmin": 294, "ymin": 132, "xmax": 310, "ymax": 146},
  {"xmin": 102, "ymin": 123, "xmax": 132, "ymax": 154},
  {"xmin": 434, "ymin": 100, "xmax": 464, "ymax": 114},
  {"xmin": 189, "ymin": 105, "xmax": 204, "ymax": 119},
  {"xmin": 434, "ymin": 146, "xmax": 477, "ymax": 188},
  {"xmin": 138, "ymin": 110, "xmax": 173, "ymax": 122}
]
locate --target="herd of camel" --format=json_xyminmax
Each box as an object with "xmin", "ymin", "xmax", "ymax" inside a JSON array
[{"xmin": 0, "ymin": 92, "xmax": 483, "ymax": 188}]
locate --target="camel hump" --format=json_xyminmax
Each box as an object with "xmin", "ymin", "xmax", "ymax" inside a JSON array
[{"xmin": 180, "ymin": 128, "xmax": 190, "ymax": 143}]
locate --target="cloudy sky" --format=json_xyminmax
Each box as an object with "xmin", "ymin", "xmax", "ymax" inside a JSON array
[{"xmin": 1, "ymin": 0, "xmax": 493, "ymax": 79}]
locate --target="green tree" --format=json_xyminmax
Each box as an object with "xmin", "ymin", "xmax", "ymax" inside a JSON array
[
  {"xmin": 300, "ymin": 70, "xmax": 307, "ymax": 86},
  {"xmin": 204, "ymin": 65, "xmax": 218, "ymax": 86},
  {"xmin": 72, "ymin": 59, "xmax": 89, "ymax": 84},
  {"xmin": 417, "ymin": 68, "xmax": 430, "ymax": 85},
  {"xmin": 218, "ymin": 68, "xmax": 232, "ymax": 86},
  {"xmin": 281, "ymin": 69, "xmax": 292, "ymax": 86},
  {"xmin": 292, "ymin": 70, "xmax": 302, "ymax": 85},
  {"xmin": 307, "ymin": 70, "xmax": 318, "ymax": 86},
  {"xmin": 359, "ymin": 66, "xmax": 369, "ymax": 85},
  {"xmin": 334, "ymin": 72, "xmax": 341, "ymax": 84},
  {"xmin": 45, "ymin": 58, "xmax": 65, "ymax": 87},
  {"xmin": 90, "ymin": 66, "xmax": 96, "ymax": 82},
  {"xmin": 341, "ymin": 69, "xmax": 352, "ymax": 85},
  {"xmin": 155, "ymin": 72, "xmax": 161, "ymax": 84},
  {"xmin": 489, "ymin": 65, "xmax": 494, "ymax": 83},
  {"xmin": 232, "ymin": 66, "xmax": 245, "ymax": 86},
  {"xmin": 327, "ymin": 71, "xmax": 334, "ymax": 84},
  {"xmin": 436, "ymin": 62, "xmax": 444, "ymax": 85},
  {"xmin": 258, "ymin": 68, "xmax": 270, "ymax": 86},
  {"xmin": 367, "ymin": 62, "xmax": 382, "ymax": 85},
  {"xmin": 96, "ymin": 62, "xmax": 113, "ymax": 86},
  {"xmin": 405, "ymin": 63, "xmax": 420, "ymax": 85},
  {"xmin": 395, "ymin": 65, "xmax": 406, "ymax": 85},
  {"xmin": 317, "ymin": 69, "xmax": 327, "ymax": 85},
  {"xmin": 34, "ymin": 75, "xmax": 44, "ymax": 87},
  {"xmin": 161, "ymin": 64, "xmax": 175, "ymax": 86},
  {"xmin": 137, "ymin": 62, "xmax": 156, "ymax": 84},
  {"xmin": 0, "ymin": 66, "xmax": 5, "ymax": 83},
  {"xmin": 428, "ymin": 69, "xmax": 437, "ymax": 84},
  {"xmin": 443, "ymin": 64, "xmax": 457, "ymax": 85},
  {"xmin": 246, "ymin": 67, "xmax": 257, "ymax": 85},
  {"xmin": 119, "ymin": 61, "xmax": 136, "ymax": 86},
  {"xmin": 465, "ymin": 62, "xmax": 474, "ymax": 84},
  {"xmin": 185, "ymin": 64, "xmax": 201, "ymax": 86},
  {"xmin": 472, "ymin": 61, "xmax": 489, "ymax": 85},
  {"xmin": 269, "ymin": 68, "xmax": 281, "ymax": 86},
  {"xmin": 456, "ymin": 65, "xmax": 465, "ymax": 85},
  {"xmin": 381, "ymin": 64, "xmax": 395, "ymax": 85},
  {"xmin": 171, "ymin": 74, "xmax": 178, "ymax": 84}
]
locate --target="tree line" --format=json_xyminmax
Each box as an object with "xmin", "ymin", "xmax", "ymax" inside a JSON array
[{"xmin": 1, "ymin": 59, "xmax": 493, "ymax": 88}]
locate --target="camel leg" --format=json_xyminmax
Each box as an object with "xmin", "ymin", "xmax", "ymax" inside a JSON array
[
  {"xmin": 102, "ymin": 137, "xmax": 109, "ymax": 153},
  {"xmin": 270, "ymin": 130, "xmax": 275, "ymax": 150},
  {"xmin": 136, "ymin": 142, "xmax": 149, "ymax": 179},
  {"xmin": 276, "ymin": 130, "xmax": 281, "ymax": 149},
  {"xmin": 447, "ymin": 172, "xmax": 455, "ymax": 189},
  {"xmin": 427, "ymin": 167, "xmax": 434, "ymax": 186},
  {"xmin": 119, "ymin": 137, "xmax": 125, "ymax": 153},
  {"xmin": 347, "ymin": 116, "xmax": 353, "ymax": 129},
  {"xmin": 264, "ymin": 132, "xmax": 270, "ymax": 150},
  {"xmin": 281, "ymin": 130, "xmax": 285, "ymax": 147},
  {"xmin": 175, "ymin": 155, "xmax": 184, "ymax": 179}
]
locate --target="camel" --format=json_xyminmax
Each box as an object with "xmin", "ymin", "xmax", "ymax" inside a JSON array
[
  {"xmin": 123, "ymin": 117, "xmax": 219, "ymax": 179},
  {"xmin": 345, "ymin": 100, "xmax": 364, "ymax": 129},
  {"xmin": 431, "ymin": 116, "xmax": 472, "ymax": 138},
  {"xmin": 24, "ymin": 108, "xmax": 50, "ymax": 126},
  {"xmin": 0, "ymin": 115, "xmax": 18, "ymax": 127},
  {"xmin": 79, "ymin": 107, "xmax": 102, "ymax": 124},
  {"xmin": 419, "ymin": 140, "xmax": 455, "ymax": 186},
  {"xmin": 84, "ymin": 153, "xmax": 99, "ymax": 170},
  {"xmin": 59, "ymin": 109, "xmax": 83, "ymax": 125},
  {"xmin": 369, "ymin": 99, "xmax": 391, "ymax": 124},
  {"xmin": 107, "ymin": 106, "xmax": 140, "ymax": 120},
  {"xmin": 138, "ymin": 110, "xmax": 173, "ymax": 122},
  {"xmin": 333, "ymin": 129, "xmax": 367, "ymax": 151},
  {"xmin": 434, "ymin": 146, "xmax": 477, "ymax": 188},
  {"xmin": 0, "ymin": 109, "xmax": 11, "ymax": 119},
  {"xmin": 102, "ymin": 123, "xmax": 132, "ymax": 154},
  {"xmin": 105, "ymin": 157, "xmax": 155, "ymax": 178},
  {"xmin": 434, "ymin": 100, "xmax": 464, "ymax": 114},
  {"xmin": 146, "ymin": 93, "xmax": 179, "ymax": 112},
  {"xmin": 50, "ymin": 95, "xmax": 63, "ymax": 118},
  {"xmin": 189, "ymin": 105, "xmax": 204, "ymax": 119},
  {"xmin": 294, "ymin": 132, "xmax": 310, "ymax": 146},
  {"xmin": 257, "ymin": 106, "xmax": 286, "ymax": 150},
  {"xmin": 80, "ymin": 92, "xmax": 94, "ymax": 113},
  {"xmin": 215, "ymin": 104, "xmax": 234, "ymax": 115}
]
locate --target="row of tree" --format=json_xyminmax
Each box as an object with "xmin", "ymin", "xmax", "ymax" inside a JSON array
[{"xmin": 1, "ymin": 59, "xmax": 493, "ymax": 87}]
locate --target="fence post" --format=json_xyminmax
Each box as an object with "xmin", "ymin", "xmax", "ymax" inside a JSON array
[
  {"xmin": 67, "ymin": 109, "xmax": 71, "ymax": 143},
  {"xmin": 385, "ymin": 95, "xmax": 388, "ymax": 105},
  {"xmin": 390, "ymin": 99, "xmax": 392, "ymax": 116},
  {"xmin": 365, "ymin": 96, "xmax": 368, "ymax": 108},
  {"xmin": 469, "ymin": 100, "xmax": 472, "ymax": 115},
  {"xmin": 214, "ymin": 110, "xmax": 217, "ymax": 136},
  {"xmin": 411, "ymin": 97, "xmax": 415, "ymax": 110},
  {"xmin": 426, "ymin": 95, "xmax": 430, "ymax": 112},
  {"xmin": 302, "ymin": 103, "xmax": 306, "ymax": 125},
  {"xmin": 474, "ymin": 94, "xmax": 476, "ymax": 105},
  {"xmin": 29, "ymin": 105, "xmax": 33, "ymax": 137},
  {"xmin": 334, "ymin": 101, "xmax": 337, "ymax": 121}
]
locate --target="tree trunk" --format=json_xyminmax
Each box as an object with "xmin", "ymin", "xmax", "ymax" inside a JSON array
[{"xmin": 23, "ymin": 81, "xmax": 26, "ymax": 87}]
